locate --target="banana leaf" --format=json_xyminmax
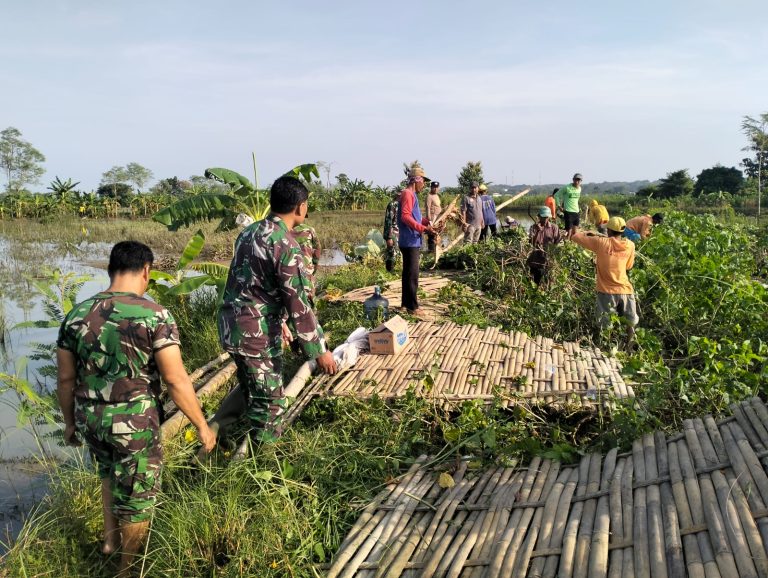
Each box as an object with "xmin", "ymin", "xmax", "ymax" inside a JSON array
[
  {"xmin": 189, "ymin": 262, "xmax": 230, "ymax": 278},
  {"xmin": 150, "ymin": 270, "xmax": 176, "ymax": 282},
  {"xmin": 152, "ymin": 194, "xmax": 238, "ymax": 231},
  {"xmin": 166, "ymin": 274, "xmax": 214, "ymax": 296},
  {"xmin": 204, "ymin": 168, "xmax": 254, "ymax": 194},
  {"xmin": 177, "ymin": 229, "xmax": 205, "ymax": 269},
  {"xmin": 284, "ymin": 164, "xmax": 320, "ymax": 183}
]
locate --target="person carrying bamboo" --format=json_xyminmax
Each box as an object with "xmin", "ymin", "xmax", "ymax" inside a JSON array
[
  {"xmin": 56, "ymin": 241, "xmax": 217, "ymax": 576},
  {"xmin": 397, "ymin": 164, "xmax": 435, "ymax": 315},
  {"xmin": 570, "ymin": 217, "xmax": 638, "ymax": 346}
]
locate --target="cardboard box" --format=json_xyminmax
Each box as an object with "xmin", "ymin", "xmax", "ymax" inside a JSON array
[{"xmin": 368, "ymin": 315, "xmax": 409, "ymax": 355}]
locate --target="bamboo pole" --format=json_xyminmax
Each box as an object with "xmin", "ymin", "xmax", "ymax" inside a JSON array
[
  {"xmin": 160, "ymin": 362, "xmax": 236, "ymax": 443},
  {"xmin": 620, "ymin": 455, "xmax": 635, "ymax": 577},
  {"xmin": 654, "ymin": 431, "xmax": 685, "ymax": 578},
  {"xmin": 431, "ymin": 188, "xmax": 530, "ymax": 268},
  {"xmin": 587, "ymin": 447, "xmax": 617, "ymax": 577},
  {"xmin": 421, "ymin": 468, "xmax": 507, "ymax": 577},
  {"xmin": 509, "ymin": 461, "xmax": 562, "ymax": 577},
  {"xmin": 675, "ymin": 438, "xmax": 721, "ymax": 578},
  {"xmin": 528, "ymin": 467, "xmax": 573, "ymax": 577},
  {"xmin": 573, "ymin": 452, "xmax": 604, "ymax": 578},
  {"xmin": 643, "ymin": 433, "xmax": 668, "ymax": 578},
  {"xmin": 440, "ymin": 469, "xmax": 518, "ymax": 578},
  {"xmin": 558, "ymin": 454, "xmax": 593, "ymax": 578},
  {"xmin": 683, "ymin": 420, "xmax": 740, "ymax": 576},
  {"xmin": 542, "ymin": 466, "xmax": 581, "ymax": 578},
  {"xmin": 487, "ymin": 457, "xmax": 546, "ymax": 577},
  {"xmin": 335, "ymin": 458, "xmax": 431, "ymax": 578},
  {"xmin": 693, "ymin": 419, "xmax": 760, "ymax": 578},
  {"xmin": 607, "ymin": 458, "xmax": 626, "ymax": 578},
  {"xmin": 632, "ymin": 438, "xmax": 650, "ymax": 578}
]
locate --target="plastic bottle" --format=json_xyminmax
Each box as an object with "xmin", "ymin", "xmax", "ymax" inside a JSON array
[{"xmin": 363, "ymin": 286, "xmax": 389, "ymax": 322}]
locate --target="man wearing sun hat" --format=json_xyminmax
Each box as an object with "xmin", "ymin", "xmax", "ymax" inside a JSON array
[
  {"xmin": 397, "ymin": 164, "xmax": 435, "ymax": 316},
  {"xmin": 570, "ymin": 216, "xmax": 638, "ymax": 344},
  {"xmin": 527, "ymin": 206, "xmax": 562, "ymax": 286}
]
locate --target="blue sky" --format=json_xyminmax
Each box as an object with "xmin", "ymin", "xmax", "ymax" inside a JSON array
[{"xmin": 2, "ymin": 0, "xmax": 767, "ymax": 190}]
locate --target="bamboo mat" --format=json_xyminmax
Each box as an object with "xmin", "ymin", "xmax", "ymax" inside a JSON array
[
  {"xmin": 327, "ymin": 396, "xmax": 768, "ymax": 577},
  {"xmin": 333, "ymin": 276, "xmax": 457, "ymax": 320},
  {"xmin": 306, "ymin": 321, "xmax": 632, "ymax": 409}
]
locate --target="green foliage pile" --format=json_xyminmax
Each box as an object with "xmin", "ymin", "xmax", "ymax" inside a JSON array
[{"xmin": 435, "ymin": 212, "xmax": 768, "ymax": 440}]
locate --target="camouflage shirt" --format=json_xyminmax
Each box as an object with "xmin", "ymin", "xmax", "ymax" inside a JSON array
[
  {"xmin": 218, "ymin": 214, "xmax": 327, "ymax": 360},
  {"xmin": 383, "ymin": 199, "xmax": 399, "ymax": 242},
  {"xmin": 57, "ymin": 292, "xmax": 180, "ymax": 402},
  {"xmin": 292, "ymin": 223, "xmax": 320, "ymax": 294}
]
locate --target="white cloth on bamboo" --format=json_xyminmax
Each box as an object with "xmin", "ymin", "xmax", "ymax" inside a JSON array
[{"xmin": 331, "ymin": 326, "xmax": 369, "ymax": 370}]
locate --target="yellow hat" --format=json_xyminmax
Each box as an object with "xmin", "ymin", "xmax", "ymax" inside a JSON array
[
  {"xmin": 590, "ymin": 199, "xmax": 598, "ymax": 206},
  {"xmin": 607, "ymin": 216, "xmax": 626, "ymax": 232},
  {"xmin": 479, "ymin": 184, "xmax": 488, "ymax": 192}
]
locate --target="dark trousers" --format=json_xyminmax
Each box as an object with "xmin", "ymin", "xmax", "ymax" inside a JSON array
[
  {"xmin": 400, "ymin": 247, "xmax": 420, "ymax": 311},
  {"xmin": 479, "ymin": 223, "xmax": 497, "ymax": 241}
]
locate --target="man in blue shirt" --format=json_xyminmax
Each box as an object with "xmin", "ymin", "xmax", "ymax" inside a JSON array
[{"xmin": 479, "ymin": 184, "xmax": 498, "ymax": 240}]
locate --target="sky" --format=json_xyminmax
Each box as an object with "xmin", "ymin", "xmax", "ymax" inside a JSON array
[{"xmin": 2, "ymin": 0, "xmax": 767, "ymax": 190}]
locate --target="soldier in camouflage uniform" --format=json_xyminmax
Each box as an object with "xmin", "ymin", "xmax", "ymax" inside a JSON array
[
  {"xmin": 292, "ymin": 222, "xmax": 321, "ymax": 300},
  {"xmin": 383, "ymin": 192, "xmax": 399, "ymax": 272},
  {"xmin": 218, "ymin": 176, "xmax": 337, "ymax": 444},
  {"xmin": 57, "ymin": 241, "xmax": 215, "ymax": 576}
]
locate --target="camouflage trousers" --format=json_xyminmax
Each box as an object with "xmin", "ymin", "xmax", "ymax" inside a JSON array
[
  {"xmin": 75, "ymin": 397, "xmax": 162, "ymax": 523},
  {"xmin": 232, "ymin": 354, "xmax": 285, "ymax": 443}
]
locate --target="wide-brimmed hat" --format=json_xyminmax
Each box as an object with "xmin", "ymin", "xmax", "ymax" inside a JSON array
[
  {"xmin": 408, "ymin": 166, "xmax": 430, "ymax": 182},
  {"xmin": 607, "ymin": 216, "xmax": 626, "ymax": 232},
  {"xmin": 538, "ymin": 206, "xmax": 552, "ymax": 218},
  {"xmin": 479, "ymin": 184, "xmax": 488, "ymax": 192}
]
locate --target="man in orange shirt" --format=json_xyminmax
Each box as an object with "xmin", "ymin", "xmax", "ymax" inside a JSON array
[
  {"xmin": 624, "ymin": 213, "xmax": 663, "ymax": 242},
  {"xmin": 570, "ymin": 217, "xmax": 638, "ymax": 344}
]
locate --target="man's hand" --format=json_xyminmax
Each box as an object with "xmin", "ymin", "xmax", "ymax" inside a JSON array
[
  {"xmin": 196, "ymin": 423, "xmax": 217, "ymax": 453},
  {"xmin": 316, "ymin": 351, "xmax": 337, "ymax": 375},
  {"xmin": 424, "ymin": 225, "xmax": 435, "ymax": 235},
  {"xmin": 281, "ymin": 321, "xmax": 293, "ymax": 344},
  {"xmin": 63, "ymin": 424, "xmax": 81, "ymax": 446},
  {"xmin": 386, "ymin": 238, "xmax": 394, "ymax": 247}
]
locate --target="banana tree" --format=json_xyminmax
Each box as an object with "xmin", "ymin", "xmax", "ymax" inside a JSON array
[
  {"xmin": 147, "ymin": 229, "xmax": 228, "ymax": 300},
  {"xmin": 150, "ymin": 162, "xmax": 319, "ymax": 299},
  {"xmin": 152, "ymin": 162, "xmax": 319, "ymax": 232}
]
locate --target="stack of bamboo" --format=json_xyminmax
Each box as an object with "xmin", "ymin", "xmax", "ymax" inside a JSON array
[
  {"xmin": 327, "ymin": 396, "xmax": 768, "ymax": 577},
  {"xmin": 160, "ymin": 352, "xmax": 235, "ymax": 442},
  {"xmin": 336, "ymin": 276, "xmax": 455, "ymax": 318},
  {"xmin": 309, "ymin": 321, "xmax": 632, "ymax": 409}
]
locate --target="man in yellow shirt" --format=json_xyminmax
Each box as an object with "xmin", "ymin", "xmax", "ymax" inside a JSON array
[
  {"xmin": 570, "ymin": 217, "xmax": 638, "ymax": 343},
  {"xmin": 587, "ymin": 199, "xmax": 609, "ymax": 235}
]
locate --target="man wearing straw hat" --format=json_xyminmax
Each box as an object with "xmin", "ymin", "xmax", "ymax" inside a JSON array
[
  {"xmin": 570, "ymin": 217, "xmax": 639, "ymax": 345},
  {"xmin": 397, "ymin": 164, "xmax": 435, "ymax": 316}
]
